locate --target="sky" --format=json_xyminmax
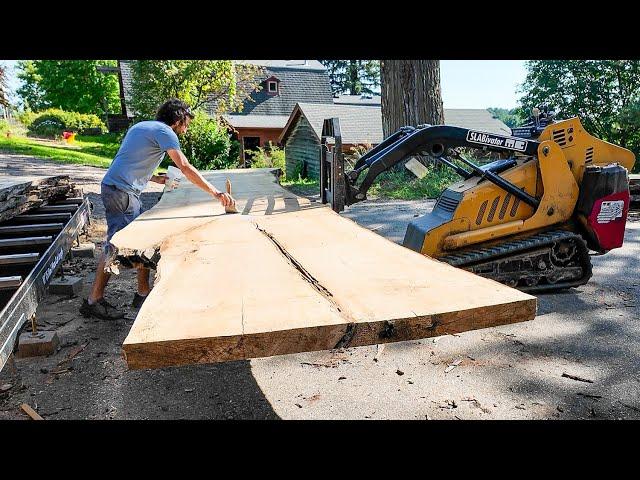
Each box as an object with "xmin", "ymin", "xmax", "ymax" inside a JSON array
[
  {"xmin": 440, "ymin": 60, "xmax": 528, "ymax": 109},
  {"xmin": 1, "ymin": 60, "xmax": 529, "ymax": 110}
]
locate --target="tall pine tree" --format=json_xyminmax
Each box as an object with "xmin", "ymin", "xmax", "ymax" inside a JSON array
[{"xmin": 320, "ymin": 60, "xmax": 380, "ymax": 96}]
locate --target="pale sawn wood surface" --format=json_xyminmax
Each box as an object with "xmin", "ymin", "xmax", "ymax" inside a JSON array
[{"xmin": 112, "ymin": 168, "xmax": 536, "ymax": 369}]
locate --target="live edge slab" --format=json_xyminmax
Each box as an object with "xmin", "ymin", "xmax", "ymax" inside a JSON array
[{"xmin": 111, "ymin": 168, "xmax": 536, "ymax": 370}]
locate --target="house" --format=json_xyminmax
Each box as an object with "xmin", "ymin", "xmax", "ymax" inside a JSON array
[
  {"xmin": 116, "ymin": 60, "xmax": 334, "ymax": 164},
  {"xmin": 278, "ymin": 103, "xmax": 512, "ymax": 180},
  {"xmin": 219, "ymin": 60, "xmax": 333, "ymax": 163}
]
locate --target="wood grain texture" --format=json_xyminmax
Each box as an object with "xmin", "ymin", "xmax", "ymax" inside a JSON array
[
  {"xmin": 115, "ymin": 168, "xmax": 536, "ymax": 369},
  {"xmin": 0, "ymin": 175, "xmax": 74, "ymax": 222}
]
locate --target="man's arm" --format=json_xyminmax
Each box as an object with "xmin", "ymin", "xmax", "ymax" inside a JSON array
[{"xmin": 166, "ymin": 149, "xmax": 234, "ymax": 207}]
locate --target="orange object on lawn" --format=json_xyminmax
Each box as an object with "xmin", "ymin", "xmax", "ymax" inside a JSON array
[{"xmin": 62, "ymin": 131, "xmax": 76, "ymax": 144}]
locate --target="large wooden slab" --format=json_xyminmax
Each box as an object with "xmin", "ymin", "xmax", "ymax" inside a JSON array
[{"xmin": 113, "ymin": 168, "xmax": 536, "ymax": 369}]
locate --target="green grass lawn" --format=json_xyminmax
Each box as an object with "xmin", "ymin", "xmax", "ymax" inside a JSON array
[
  {"xmin": 280, "ymin": 176, "xmax": 320, "ymax": 197},
  {"xmin": 0, "ymin": 134, "xmax": 118, "ymax": 168},
  {"xmin": 280, "ymin": 168, "xmax": 459, "ymax": 201},
  {"xmin": 0, "ymin": 133, "xmax": 458, "ymax": 200},
  {"xmin": 0, "ymin": 133, "xmax": 166, "ymax": 173},
  {"xmin": 368, "ymin": 169, "xmax": 460, "ymax": 200}
]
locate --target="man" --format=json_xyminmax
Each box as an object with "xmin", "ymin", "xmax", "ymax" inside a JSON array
[{"xmin": 80, "ymin": 98, "xmax": 234, "ymax": 320}]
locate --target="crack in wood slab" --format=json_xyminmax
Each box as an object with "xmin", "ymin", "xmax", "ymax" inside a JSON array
[
  {"xmin": 254, "ymin": 222, "xmax": 359, "ymax": 347},
  {"xmin": 334, "ymin": 323, "xmax": 357, "ymax": 349},
  {"xmin": 254, "ymin": 223, "xmax": 336, "ymax": 307}
]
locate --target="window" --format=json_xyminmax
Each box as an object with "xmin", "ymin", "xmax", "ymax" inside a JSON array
[{"xmin": 268, "ymin": 81, "xmax": 278, "ymax": 93}]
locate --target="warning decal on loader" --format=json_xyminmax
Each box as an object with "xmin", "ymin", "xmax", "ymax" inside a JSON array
[{"xmin": 597, "ymin": 200, "xmax": 624, "ymax": 223}]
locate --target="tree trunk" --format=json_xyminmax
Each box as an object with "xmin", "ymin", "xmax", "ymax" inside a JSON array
[
  {"xmin": 348, "ymin": 60, "xmax": 359, "ymax": 95},
  {"xmin": 380, "ymin": 60, "xmax": 444, "ymax": 138}
]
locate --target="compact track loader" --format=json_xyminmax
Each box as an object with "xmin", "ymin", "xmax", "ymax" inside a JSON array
[{"xmin": 320, "ymin": 108, "xmax": 636, "ymax": 292}]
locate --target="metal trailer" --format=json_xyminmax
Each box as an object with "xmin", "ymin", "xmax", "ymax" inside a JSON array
[{"xmin": 0, "ymin": 192, "xmax": 90, "ymax": 372}]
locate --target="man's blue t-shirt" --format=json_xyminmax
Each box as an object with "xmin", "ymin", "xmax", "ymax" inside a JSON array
[{"xmin": 102, "ymin": 120, "xmax": 181, "ymax": 196}]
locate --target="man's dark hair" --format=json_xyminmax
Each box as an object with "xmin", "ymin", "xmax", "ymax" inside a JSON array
[{"xmin": 155, "ymin": 98, "xmax": 195, "ymax": 126}]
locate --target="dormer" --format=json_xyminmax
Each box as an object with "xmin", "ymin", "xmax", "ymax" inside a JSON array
[{"xmin": 264, "ymin": 76, "xmax": 281, "ymax": 96}]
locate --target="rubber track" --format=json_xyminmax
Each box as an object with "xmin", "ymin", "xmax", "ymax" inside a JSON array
[{"xmin": 440, "ymin": 230, "xmax": 593, "ymax": 292}]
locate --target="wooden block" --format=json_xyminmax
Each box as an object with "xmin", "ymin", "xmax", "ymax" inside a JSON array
[
  {"xmin": 71, "ymin": 242, "xmax": 95, "ymax": 258},
  {"xmin": 48, "ymin": 276, "xmax": 83, "ymax": 296},
  {"xmin": 20, "ymin": 403, "xmax": 44, "ymax": 420},
  {"xmin": 405, "ymin": 157, "xmax": 429, "ymax": 179},
  {"xmin": 113, "ymin": 168, "xmax": 536, "ymax": 370},
  {"xmin": 16, "ymin": 330, "xmax": 59, "ymax": 358}
]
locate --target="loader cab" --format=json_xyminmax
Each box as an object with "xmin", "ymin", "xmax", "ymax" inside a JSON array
[{"xmin": 510, "ymin": 106, "xmax": 556, "ymax": 139}]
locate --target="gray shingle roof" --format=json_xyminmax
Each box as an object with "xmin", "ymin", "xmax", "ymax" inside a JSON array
[
  {"xmin": 282, "ymin": 103, "xmax": 383, "ymax": 145},
  {"xmin": 280, "ymin": 104, "xmax": 512, "ymax": 145},
  {"xmin": 223, "ymin": 114, "xmax": 290, "ymax": 129},
  {"xmin": 119, "ymin": 60, "xmax": 134, "ymax": 117},
  {"xmin": 118, "ymin": 60, "xmax": 333, "ymax": 119},
  {"xmin": 234, "ymin": 66, "xmax": 334, "ymax": 116},
  {"xmin": 333, "ymin": 94, "xmax": 382, "ymax": 105}
]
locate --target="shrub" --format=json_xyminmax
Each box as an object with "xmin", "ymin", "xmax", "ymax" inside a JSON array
[
  {"xmin": 26, "ymin": 108, "xmax": 107, "ymax": 138},
  {"xmin": 175, "ymin": 111, "xmax": 234, "ymax": 170},
  {"xmin": 17, "ymin": 110, "xmax": 38, "ymax": 127},
  {"xmin": 226, "ymin": 139, "xmax": 241, "ymax": 168},
  {"xmin": 369, "ymin": 165, "xmax": 460, "ymax": 200},
  {"xmin": 290, "ymin": 160, "xmax": 305, "ymax": 181},
  {"xmin": 0, "ymin": 119, "xmax": 9, "ymax": 135},
  {"xmin": 30, "ymin": 117, "xmax": 65, "ymax": 138},
  {"xmin": 247, "ymin": 142, "xmax": 285, "ymax": 171}
]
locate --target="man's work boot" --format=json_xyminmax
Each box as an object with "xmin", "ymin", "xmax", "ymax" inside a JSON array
[
  {"xmin": 131, "ymin": 292, "xmax": 148, "ymax": 309},
  {"xmin": 79, "ymin": 298, "xmax": 125, "ymax": 320}
]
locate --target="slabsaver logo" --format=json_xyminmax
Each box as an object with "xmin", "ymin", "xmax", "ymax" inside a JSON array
[
  {"xmin": 41, "ymin": 248, "xmax": 64, "ymax": 285},
  {"xmin": 467, "ymin": 131, "xmax": 528, "ymax": 152}
]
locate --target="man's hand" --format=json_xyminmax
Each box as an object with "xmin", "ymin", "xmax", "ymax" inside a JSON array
[
  {"xmin": 215, "ymin": 191, "xmax": 235, "ymax": 208},
  {"xmin": 150, "ymin": 174, "xmax": 167, "ymax": 185}
]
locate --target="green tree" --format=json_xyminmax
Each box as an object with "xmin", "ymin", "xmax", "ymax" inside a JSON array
[
  {"xmin": 173, "ymin": 110, "xmax": 235, "ymax": 170},
  {"xmin": 0, "ymin": 64, "xmax": 9, "ymax": 109},
  {"xmin": 320, "ymin": 60, "xmax": 380, "ymax": 95},
  {"xmin": 128, "ymin": 60, "xmax": 262, "ymax": 120},
  {"xmin": 16, "ymin": 61, "xmax": 47, "ymax": 111},
  {"xmin": 16, "ymin": 60, "xmax": 120, "ymax": 116},
  {"xmin": 518, "ymin": 60, "xmax": 640, "ymax": 165},
  {"xmin": 487, "ymin": 107, "xmax": 524, "ymax": 128}
]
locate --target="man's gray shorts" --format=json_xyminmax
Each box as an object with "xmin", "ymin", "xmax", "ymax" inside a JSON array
[{"xmin": 101, "ymin": 183, "xmax": 143, "ymax": 244}]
